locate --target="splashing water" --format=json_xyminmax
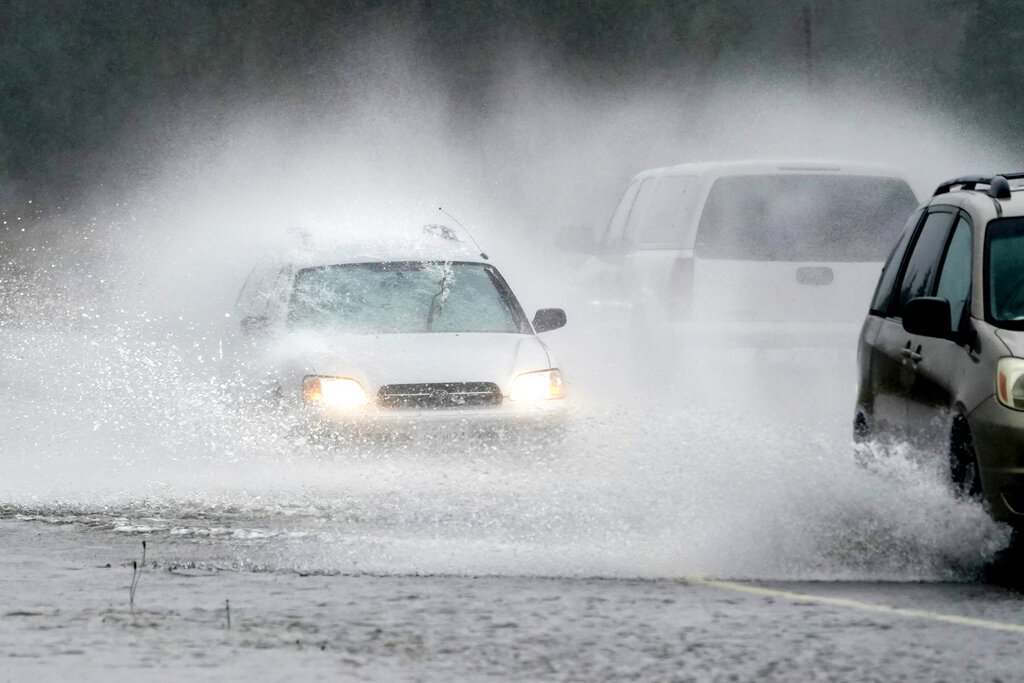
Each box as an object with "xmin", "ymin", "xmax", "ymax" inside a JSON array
[{"xmin": 0, "ymin": 260, "xmax": 1008, "ymax": 582}]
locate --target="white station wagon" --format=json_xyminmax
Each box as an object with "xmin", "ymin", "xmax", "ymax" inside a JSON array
[{"xmin": 232, "ymin": 226, "xmax": 567, "ymax": 435}]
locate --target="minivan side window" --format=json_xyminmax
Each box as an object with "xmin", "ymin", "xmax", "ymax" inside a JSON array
[
  {"xmin": 870, "ymin": 207, "xmax": 923, "ymax": 315},
  {"xmin": 602, "ymin": 179, "xmax": 643, "ymax": 250},
  {"xmin": 934, "ymin": 216, "xmax": 973, "ymax": 332},
  {"xmin": 891, "ymin": 209, "xmax": 957, "ymax": 318}
]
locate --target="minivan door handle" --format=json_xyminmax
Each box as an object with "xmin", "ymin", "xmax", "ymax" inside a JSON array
[{"xmin": 901, "ymin": 342, "xmax": 923, "ymax": 362}]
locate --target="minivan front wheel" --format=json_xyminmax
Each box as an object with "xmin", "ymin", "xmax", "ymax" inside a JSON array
[
  {"xmin": 949, "ymin": 416, "xmax": 983, "ymax": 500},
  {"xmin": 853, "ymin": 412, "xmax": 869, "ymax": 443}
]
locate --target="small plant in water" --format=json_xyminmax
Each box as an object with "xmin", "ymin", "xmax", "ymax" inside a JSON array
[{"xmin": 129, "ymin": 540, "xmax": 146, "ymax": 612}]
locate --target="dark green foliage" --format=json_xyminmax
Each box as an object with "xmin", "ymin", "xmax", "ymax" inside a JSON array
[
  {"xmin": 0, "ymin": 0, "xmax": 1021, "ymax": 199},
  {"xmin": 954, "ymin": 1, "xmax": 1024, "ymax": 132}
]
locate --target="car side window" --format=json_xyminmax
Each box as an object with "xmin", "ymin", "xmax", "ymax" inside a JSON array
[
  {"xmin": 236, "ymin": 264, "xmax": 284, "ymax": 317},
  {"xmin": 870, "ymin": 207, "xmax": 923, "ymax": 315},
  {"xmin": 263, "ymin": 266, "xmax": 295, "ymax": 322},
  {"xmin": 934, "ymin": 215, "xmax": 973, "ymax": 332},
  {"xmin": 602, "ymin": 180, "xmax": 642, "ymax": 250},
  {"xmin": 891, "ymin": 209, "xmax": 957, "ymax": 318}
]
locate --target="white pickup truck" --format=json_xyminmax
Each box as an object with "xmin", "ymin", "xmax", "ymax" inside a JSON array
[{"xmin": 564, "ymin": 160, "xmax": 919, "ymax": 354}]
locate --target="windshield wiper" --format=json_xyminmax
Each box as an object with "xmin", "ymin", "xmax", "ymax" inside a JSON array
[{"xmin": 426, "ymin": 263, "xmax": 454, "ymax": 331}]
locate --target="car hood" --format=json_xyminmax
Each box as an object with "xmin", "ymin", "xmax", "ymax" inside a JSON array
[
  {"xmin": 995, "ymin": 329, "xmax": 1024, "ymax": 357},
  {"xmin": 262, "ymin": 331, "xmax": 554, "ymax": 394}
]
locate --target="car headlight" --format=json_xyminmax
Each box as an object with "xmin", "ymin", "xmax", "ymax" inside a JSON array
[
  {"xmin": 997, "ymin": 358, "xmax": 1024, "ymax": 410},
  {"xmin": 303, "ymin": 376, "xmax": 369, "ymax": 407},
  {"xmin": 509, "ymin": 369, "xmax": 564, "ymax": 401}
]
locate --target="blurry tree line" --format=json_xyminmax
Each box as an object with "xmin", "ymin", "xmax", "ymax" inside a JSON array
[{"xmin": 0, "ymin": 0, "xmax": 1018, "ymax": 206}]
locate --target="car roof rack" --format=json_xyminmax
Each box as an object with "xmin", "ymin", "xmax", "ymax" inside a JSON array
[{"xmin": 933, "ymin": 173, "xmax": 1024, "ymax": 199}]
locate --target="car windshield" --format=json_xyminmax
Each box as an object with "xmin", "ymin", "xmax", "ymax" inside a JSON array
[
  {"xmin": 287, "ymin": 261, "xmax": 525, "ymax": 334},
  {"xmin": 986, "ymin": 218, "xmax": 1024, "ymax": 324},
  {"xmin": 695, "ymin": 174, "xmax": 918, "ymax": 261}
]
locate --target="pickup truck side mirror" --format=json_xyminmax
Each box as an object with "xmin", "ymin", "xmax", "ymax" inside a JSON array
[
  {"xmin": 555, "ymin": 226, "xmax": 597, "ymax": 254},
  {"xmin": 532, "ymin": 308, "xmax": 567, "ymax": 333},
  {"xmin": 902, "ymin": 297, "xmax": 953, "ymax": 339}
]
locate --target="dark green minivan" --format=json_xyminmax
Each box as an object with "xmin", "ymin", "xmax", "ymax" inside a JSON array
[{"xmin": 856, "ymin": 173, "xmax": 1024, "ymax": 524}]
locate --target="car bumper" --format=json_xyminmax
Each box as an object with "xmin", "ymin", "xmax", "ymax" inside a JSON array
[
  {"xmin": 303, "ymin": 400, "xmax": 569, "ymax": 437},
  {"xmin": 968, "ymin": 396, "xmax": 1024, "ymax": 523}
]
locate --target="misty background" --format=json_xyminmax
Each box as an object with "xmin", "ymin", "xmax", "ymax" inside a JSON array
[
  {"xmin": 4, "ymin": 0, "xmax": 1022, "ymax": 368},
  {"xmin": 1, "ymin": 1, "xmax": 1020, "ymax": 215}
]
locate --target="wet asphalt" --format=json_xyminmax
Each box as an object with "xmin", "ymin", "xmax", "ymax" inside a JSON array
[{"xmin": 4, "ymin": 518, "xmax": 1024, "ymax": 681}]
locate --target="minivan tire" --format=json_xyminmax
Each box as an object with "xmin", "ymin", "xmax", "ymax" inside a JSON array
[
  {"xmin": 949, "ymin": 415, "xmax": 983, "ymax": 500},
  {"xmin": 853, "ymin": 412, "xmax": 869, "ymax": 443}
]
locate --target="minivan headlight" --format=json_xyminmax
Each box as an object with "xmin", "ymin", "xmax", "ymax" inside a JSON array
[
  {"xmin": 509, "ymin": 369, "xmax": 564, "ymax": 401},
  {"xmin": 303, "ymin": 376, "xmax": 369, "ymax": 407},
  {"xmin": 996, "ymin": 358, "xmax": 1024, "ymax": 410}
]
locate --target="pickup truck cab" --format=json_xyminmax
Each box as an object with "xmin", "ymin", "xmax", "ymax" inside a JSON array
[{"xmin": 569, "ymin": 160, "xmax": 918, "ymax": 352}]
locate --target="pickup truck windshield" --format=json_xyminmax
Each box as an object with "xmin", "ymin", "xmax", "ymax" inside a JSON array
[
  {"xmin": 695, "ymin": 174, "xmax": 918, "ymax": 261},
  {"xmin": 288, "ymin": 261, "xmax": 525, "ymax": 334}
]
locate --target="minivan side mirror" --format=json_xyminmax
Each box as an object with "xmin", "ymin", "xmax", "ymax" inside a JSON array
[
  {"xmin": 555, "ymin": 226, "xmax": 597, "ymax": 254},
  {"xmin": 902, "ymin": 297, "xmax": 952, "ymax": 339},
  {"xmin": 532, "ymin": 308, "xmax": 567, "ymax": 333}
]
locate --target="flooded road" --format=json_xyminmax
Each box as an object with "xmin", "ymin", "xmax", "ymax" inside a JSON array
[
  {"xmin": 2, "ymin": 252, "xmax": 1020, "ymax": 679},
  {"xmin": 4, "ymin": 518, "xmax": 1024, "ymax": 681}
]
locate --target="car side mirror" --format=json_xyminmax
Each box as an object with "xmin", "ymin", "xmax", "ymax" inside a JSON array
[
  {"xmin": 902, "ymin": 297, "xmax": 952, "ymax": 339},
  {"xmin": 241, "ymin": 314, "xmax": 271, "ymax": 336},
  {"xmin": 532, "ymin": 308, "xmax": 567, "ymax": 333},
  {"xmin": 555, "ymin": 226, "xmax": 597, "ymax": 254}
]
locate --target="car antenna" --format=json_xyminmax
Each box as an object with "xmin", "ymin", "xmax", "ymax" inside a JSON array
[{"xmin": 438, "ymin": 206, "xmax": 488, "ymax": 260}]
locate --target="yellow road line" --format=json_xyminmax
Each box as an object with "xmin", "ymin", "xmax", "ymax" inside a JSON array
[{"xmin": 682, "ymin": 576, "xmax": 1024, "ymax": 635}]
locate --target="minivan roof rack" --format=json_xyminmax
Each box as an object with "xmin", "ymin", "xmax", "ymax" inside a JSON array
[{"xmin": 933, "ymin": 173, "xmax": 1024, "ymax": 199}]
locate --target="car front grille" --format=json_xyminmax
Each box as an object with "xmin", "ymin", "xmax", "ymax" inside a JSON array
[{"xmin": 376, "ymin": 382, "xmax": 503, "ymax": 409}]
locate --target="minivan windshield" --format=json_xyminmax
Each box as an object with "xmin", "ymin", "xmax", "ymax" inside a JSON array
[
  {"xmin": 986, "ymin": 218, "xmax": 1024, "ymax": 325},
  {"xmin": 288, "ymin": 261, "xmax": 527, "ymax": 334},
  {"xmin": 695, "ymin": 174, "xmax": 918, "ymax": 261}
]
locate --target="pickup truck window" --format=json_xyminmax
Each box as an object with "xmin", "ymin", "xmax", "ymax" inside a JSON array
[
  {"xmin": 628, "ymin": 175, "xmax": 698, "ymax": 247},
  {"xmin": 695, "ymin": 174, "xmax": 918, "ymax": 261},
  {"xmin": 602, "ymin": 180, "xmax": 642, "ymax": 250}
]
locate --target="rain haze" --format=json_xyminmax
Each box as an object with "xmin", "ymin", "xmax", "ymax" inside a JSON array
[{"xmin": 4, "ymin": 2, "xmax": 1024, "ymax": 679}]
